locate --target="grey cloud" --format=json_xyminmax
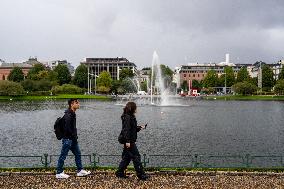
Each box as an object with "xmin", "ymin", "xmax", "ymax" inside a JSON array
[{"xmin": 0, "ymin": 0, "xmax": 284, "ymax": 68}]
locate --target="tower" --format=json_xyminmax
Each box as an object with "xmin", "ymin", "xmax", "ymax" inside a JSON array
[{"xmin": 225, "ymin": 54, "xmax": 229, "ymax": 64}]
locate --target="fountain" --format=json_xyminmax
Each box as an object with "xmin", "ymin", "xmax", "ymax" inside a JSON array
[
  {"xmin": 150, "ymin": 51, "xmax": 189, "ymax": 106},
  {"xmin": 116, "ymin": 51, "xmax": 191, "ymax": 106}
]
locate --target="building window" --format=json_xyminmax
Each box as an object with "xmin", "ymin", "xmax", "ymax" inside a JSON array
[
  {"xmin": 189, "ymin": 74, "xmax": 191, "ymax": 77},
  {"xmin": 193, "ymin": 74, "xmax": 195, "ymax": 77},
  {"xmin": 2, "ymin": 75, "xmax": 5, "ymax": 80},
  {"xmin": 184, "ymin": 74, "xmax": 186, "ymax": 77},
  {"xmin": 198, "ymin": 74, "xmax": 200, "ymax": 77}
]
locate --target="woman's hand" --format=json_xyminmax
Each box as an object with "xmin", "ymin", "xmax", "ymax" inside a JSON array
[{"xmin": 125, "ymin": 143, "xmax": 131, "ymax": 148}]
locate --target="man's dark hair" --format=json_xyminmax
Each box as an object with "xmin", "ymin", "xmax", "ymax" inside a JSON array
[
  {"xmin": 123, "ymin": 101, "xmax": 137, "ymax": 115},
  {"xmin": 68, "ymin": 98, "xmax": 78, "ymax": 108}
]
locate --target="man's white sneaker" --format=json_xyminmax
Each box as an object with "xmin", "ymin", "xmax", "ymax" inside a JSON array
[
  {"xmin": 56, "ymin": 171, "xmax": 70, "ymax": 179},
  {"xmin": 77, "ymin": 169, "xmax": 91, "ymax": 177}
]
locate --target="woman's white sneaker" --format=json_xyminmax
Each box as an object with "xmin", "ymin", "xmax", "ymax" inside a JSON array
[
  {"xmin": 77, "ymin": 169, "xmax": 91, "ymax": 177},
  {"xmin": 56, "ymin": 171, "xmax": 70, "ymax": 179}
]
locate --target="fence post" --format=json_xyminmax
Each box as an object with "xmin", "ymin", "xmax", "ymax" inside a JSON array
[
  {"xmin": 43, "ymin": 154, "xmax": 48, "ymax": 168},
  {"xmin": 193, "ymin": 154, "xmax": 199, "ymax": 168},
  {"xmin": 142, "ymin": 154, "xmax": 149, "ymax": 167},
  {"xmin": 92, "ymin": 153, "xmax": 98, "ymax": 168},
  {"xmin": 245, "ymin": 154, "xmax": 250, "ymax": 168}
]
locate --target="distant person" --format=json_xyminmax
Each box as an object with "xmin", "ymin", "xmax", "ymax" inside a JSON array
[
  {"xmin": 116, "ymin": 102, "xmax": 149, "ymax": 181},
  {"xmin": 56, "ymin": 99, "xmax": 91, "ymax": 179}
]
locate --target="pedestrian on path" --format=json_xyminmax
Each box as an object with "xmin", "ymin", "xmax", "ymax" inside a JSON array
[
  {"xmin": 116, "ymin": 101, "xmax": 149, "ymax": 181},
  {"xmin": 56, "ymin": 98, "xmax": 91, "ymax": 179}
]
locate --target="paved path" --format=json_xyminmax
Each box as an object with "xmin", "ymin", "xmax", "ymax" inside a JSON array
[{"xmin": 1, "ymin": 171, "xmax": 284, "ymax": 188}]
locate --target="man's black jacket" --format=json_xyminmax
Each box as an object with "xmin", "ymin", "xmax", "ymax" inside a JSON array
[
  {"xmin": 121, "ymin": 113, "xmax": 141, "ymax": 143},
  {"xmin": 63, "ymin": 109, "xmax": 78, "ymax": 141}
]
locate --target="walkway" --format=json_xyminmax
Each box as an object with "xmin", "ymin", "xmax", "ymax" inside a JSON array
[{"xmin": 1, "ymin": 171, "xmax": 284, "ymax": 188}]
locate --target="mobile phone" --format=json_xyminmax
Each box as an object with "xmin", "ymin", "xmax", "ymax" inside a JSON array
[{"xmin": 145, "ymin": 123, "xmax": 148, "ymax": 128}]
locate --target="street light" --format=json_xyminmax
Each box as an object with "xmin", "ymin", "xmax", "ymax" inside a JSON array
[
  {"xmin": 223, "ymin": 69, "xmax": 227, "ymax": 95},
  {"xmin": 225, "ymin": 72, "xmax": 227, "ymax": 95},
  {"xmin": 89, "ymin": 73, "xmax": 98, "ymax": 95}
]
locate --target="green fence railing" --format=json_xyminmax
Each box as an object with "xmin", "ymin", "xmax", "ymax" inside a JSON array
[{"xmin": 1, "ymin": 154, "xmax": 284, "ymax": 169}]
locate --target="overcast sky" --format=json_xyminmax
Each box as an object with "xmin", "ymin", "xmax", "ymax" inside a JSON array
[{"xmin": 1, "ymin": 0, "xmax": 284, "ymax": 69}]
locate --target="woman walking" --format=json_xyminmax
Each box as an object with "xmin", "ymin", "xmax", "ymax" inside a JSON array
[{"xmin": 116, "ymin": 102, "xmax": 149, "ymax": 181}]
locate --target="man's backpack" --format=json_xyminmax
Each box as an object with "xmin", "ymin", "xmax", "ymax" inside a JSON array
[{"xmin": 54, "ymin": 116, "xmax": 65, "ymax": 140}]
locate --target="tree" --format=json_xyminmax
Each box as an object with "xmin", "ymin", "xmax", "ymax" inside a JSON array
[
  {"xmin": 27, "ymin": 63, "xmax": 45, "ymax": 80},
  {"xmin": 225, "ymin": 66, "xmax": 235, "ymax": 87},
  {"xmin": 232, "ymin": 81, "xmax": 257, "ymax": 95},
  {"xmin": 111, "ymin": 80, "xmax": 122, "ymax": 94},
  {"xmin": 54, "ymin": 64, "xmax": 71, "ymax": 85},
  {"xmin": 97, "ymin": 71, "xmax": 112, "ymax": 93},
  {"xmin": 274, "ymin": 79, "xmax": 284, "ymax": 95},
  {"xmin": 237, "ymin": 67, "xmax": 250, "ymax": 83},
  {"xmin": 192, "ymin": 79, "xmax": 201, "ymax": 89},
  {"xmin": 140, "ymin": 82, "xmax": 147, "ymax": 92},
  {"xmin": 278, "ymin": 67, "xmax": 284, "ymax": 80},
  {"xmin": 121, "ymin": 79, "xmax": 137, "ymax": 93},
  {"xmin": 261, "ymin": 64, "xmax": 275, "ymax": 91},
  {"xmin": 47, "ymin": 70, "xmax": 58, "ymax": 82},
  {"xmin": 119, "ymin": 68, "xmax": 134, "ymax": 80},
  {"xmin": 203, "ymin": 70, "xmax": 218, "ymax": 87},
  {"xmin": 160, "ymin": 64, "xmax": 174, "ymax": 79},
  {"xmin": 73, "ymin": 64, "xmax": 88, "ymax": 88},
  {"xmin": 217, "ymin": 66, "xmax": 235, "ymax": 88},
  {"xmin": 37, "ymin": 70, "xmax": 49, "ymax": 80},
  {"xmin": 8, "ymin": 67, "xmax": 25, "ymax": 82},
  {"xmin": 181, "ymin": 80, "xmax": 188, "ymax": 91}
]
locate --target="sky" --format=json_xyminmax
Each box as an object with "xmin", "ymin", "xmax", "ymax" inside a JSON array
[{"xmin": 1, "ymin": 0, "xmax": 284, "ymax": 69}]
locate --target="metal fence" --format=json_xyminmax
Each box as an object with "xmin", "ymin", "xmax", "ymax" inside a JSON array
[{"xmin": 1, "ymin": 154, "xmax": 284, "ymax": 169}]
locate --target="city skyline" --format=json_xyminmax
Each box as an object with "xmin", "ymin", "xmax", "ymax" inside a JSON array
[{"xmin": 1, "ymin": 0, "xmax": 284, "ymax": 69}]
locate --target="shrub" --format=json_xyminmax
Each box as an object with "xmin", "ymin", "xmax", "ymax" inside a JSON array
[
  {"xmin": 274, "ymin": 80, "xmax": 284, "ymax": 95},
  {"xmin": 21, "ymin": 79, "xmax": 53, "ymax": 92},
  {"xmin": 232, "ymin": 81, "xmax": 257, "ymax": 95},
  {"xmin": 51, "ymin": 84, "xmax": 83, "ymax": 95},
  {"xmin": 0, "ymin": 80, "xmax": 25, "ymax": 96}
]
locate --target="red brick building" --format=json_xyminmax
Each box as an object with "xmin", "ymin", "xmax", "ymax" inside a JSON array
[{"xmin": 0, "ymin": 60, "xmax": 33, "ymax": 80}]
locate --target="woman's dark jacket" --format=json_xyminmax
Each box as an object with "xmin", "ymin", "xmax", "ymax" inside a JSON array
[
  {"xmin": 120, "ymin": 113, "xmax": 141, "ymax": 143},
  {"xmin": 62, "ymin": 109, "xmax": 78, "ymax": 141}
]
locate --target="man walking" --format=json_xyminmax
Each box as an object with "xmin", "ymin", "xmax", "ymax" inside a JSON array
[{"xmin": 56, "ymin": 98, "xmax": 91, "ymax": 179}]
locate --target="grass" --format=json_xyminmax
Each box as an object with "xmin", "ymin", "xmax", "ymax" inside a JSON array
[
  {"xmin": 0, "ymin": 94, "xmax": 112, "ymax": 101},
  {"xmin": 204, "ymin": 95, "xmax": 284, "ymax": 101}
]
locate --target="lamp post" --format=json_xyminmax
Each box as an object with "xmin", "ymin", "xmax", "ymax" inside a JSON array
[
  {"xmin": 225, "ymin": 72, "xmax": 227, "ymax": 95},
  {"xmin": 89, "ymin": 73, "xmax": 98, "ymax": 95}
]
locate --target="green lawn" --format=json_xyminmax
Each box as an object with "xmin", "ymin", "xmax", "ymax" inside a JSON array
[
  {"xmin": 0, "ymin": 94, "xmax": 112, "ymax": 101},
  {"xmin": 205, "ymin": 95, "xmax": 284, "ymax": 101}
]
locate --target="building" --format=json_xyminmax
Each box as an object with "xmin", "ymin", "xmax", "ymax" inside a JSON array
[
  {"xmin": 247, "ymin": 61, "xmax": 284, "ymax": 80},
  {"xmin": 175, "ymin": 63, "xmax": 245, "ymax": 88},
  {"xmin": 0, "ymin": 59, "xmax": 33, "ymax": 80},
  {"xmin": 272, "ymin": 60, "xmax": 284, "ymax": 80},
  {"xmin": 44, "ymin": 60, "xmax": 74, "ymax": 75},
  {"xmin": 81, "ymin": 57, "xmax": 137, "ymax": 80},
  {"xmin": 23, "ymin": 57, "xmax": 42, "ymax": 66}
]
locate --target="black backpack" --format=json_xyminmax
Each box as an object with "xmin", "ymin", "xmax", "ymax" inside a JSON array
[{"xmin": 54, "ymin": 115, "xmax": 65, "ymax": 140}]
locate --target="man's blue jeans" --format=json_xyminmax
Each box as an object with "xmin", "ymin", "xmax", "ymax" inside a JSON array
[{"xmin": 56, "ymin": 139, "xmax": 83, "ymax": 174}]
